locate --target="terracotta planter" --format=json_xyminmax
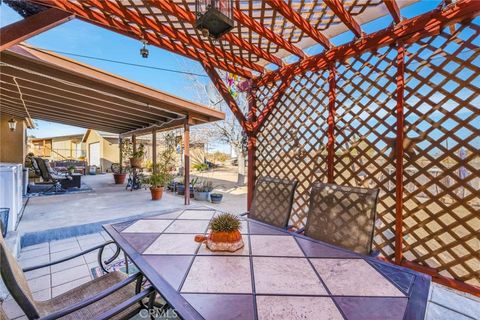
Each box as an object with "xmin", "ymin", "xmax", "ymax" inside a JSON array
[
  {"xmin": 150, "ymin": 187, "xmax": 164, "ymax": 200},
  {"xmin": 113, "ymin": 173, "xmax": 127, "ymax": 184},
  {"xmin": 129, "ymin": 157, "xmax": 142, "ymax": 168},
  {"xmin": 195, "ymin": 230, "xmax": 244, "ymax": 252}
]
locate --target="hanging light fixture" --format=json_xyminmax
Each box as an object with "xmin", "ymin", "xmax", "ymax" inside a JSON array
[
  {"xmin": 8, "ymin": 118, "xmax": 17, "ymax": 132},
  {"xmin": 140, "ymin": 39, "xmax": 149, "ymax": 58},
  {"xmin": 195, "ymin": 0, "xmax": 234, "ymax": 39}
]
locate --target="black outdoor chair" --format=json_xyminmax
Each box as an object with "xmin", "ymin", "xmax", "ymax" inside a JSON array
[
  {"xmin": 32, "ymin": 157, "xmax": 71, "ymax": 193},
  {"xmin": 242, "ymin": 176, "xmax": 298, "ymax": 229},
  {"xmin": 304, "ymin": 182, "xmax": 380, "ymax": 255},
  {"xmin": 0, "ymin": 232, "xmax": 156, "ymax": 319}
]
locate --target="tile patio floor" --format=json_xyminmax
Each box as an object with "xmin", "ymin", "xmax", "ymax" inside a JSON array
[{"xmin": 2, "ymin": 232, "xmax": 479, "ymax": 320}]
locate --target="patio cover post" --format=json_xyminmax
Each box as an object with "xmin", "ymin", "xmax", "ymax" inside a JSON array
[
  {"xmin": 132, "ymin": 134, "xmax": 137, "ymax": 154},
  {"xmin": 119, "ymin": 137, "xmax": 123, "ymax": 169},
  {"xmin": 395, "ymin": 42, "xmax": 406, "ymax": 265},
  {"xmin": 247, "ymin": 87, "xmax": 258, "ymax": 210},
  {"xmin": 0, "ymin": 8, "xmax": 73, "ymax": 52},
  {"xmin": 184, "ymin": 119, "xmax": 190, "ymax": 205},
  {"xmin": 152, "ymin": 129, "xmax": 157, "ymax": 173},
  {"xmin": 327, "ymin": 65, "xmax": 336, "ymax": 183}
]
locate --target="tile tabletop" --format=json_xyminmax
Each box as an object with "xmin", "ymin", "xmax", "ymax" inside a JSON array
[{"xmin": 105, "ymin": 208, "xmax": 430, "ymax": 320}]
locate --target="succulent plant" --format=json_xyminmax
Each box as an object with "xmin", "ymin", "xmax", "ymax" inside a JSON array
[{"xmin": 210, "ymin": 213, "xmax": 241, "ymax": 232}]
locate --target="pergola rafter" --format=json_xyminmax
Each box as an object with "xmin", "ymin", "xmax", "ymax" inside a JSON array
[
  {"xmin": 150, "ymin": 0, "xmax": 285, "ymax": 67},
  {"xmin": 384, "ymin": 0, "xmax": 402, "ymax": 23},
  {"xmin": 323, "ymin": 0, "xmax": 362, "ymax": 37},
  {"xmin": 32, "ymin": 0, "xmax": 254, "ymax": 78},
  {"xmin": 265, "ymin": 0, "xmax": 331, "ymax": 49}
]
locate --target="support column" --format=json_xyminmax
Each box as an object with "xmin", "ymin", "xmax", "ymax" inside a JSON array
[
  {"xmin": 394, "ymin": 42, "xmax": 406, "ymax": 264},
  {"xmin": 184, "ymin": 120, "xmax": 190, "ymax": 205},
  {"xmin": 119, "ymin": 137, "xmax": 123, "ymax": 170},
  {"xmin": 152, "ymin": 129, "xmax": 157, "ymax": 173},
  {"xmin": 327, "ymin": 65, "xmax": 336, "ymax": 183},
  {"xmin": 132, "ymin": 134, "xmax": 137, "ymax": 154},
  {"xmin": 247, "ymin": 87, "xmax": 258, "ymax": 210}
]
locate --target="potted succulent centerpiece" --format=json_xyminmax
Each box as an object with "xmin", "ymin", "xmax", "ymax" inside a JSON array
[
  {"xmin": 195, "ymin": 213, "xmax": 244, "ymax": 252},
  {"xmin": 193, "ymin": 180, "xmax": 213, "ymax": 201},
  {"xmin": 67, "ymin": 165, "xmax": 76, "ymax": 175},
  {"xmin": 130, "ymin": 143, "xmax": 145, "ymax": 168}
]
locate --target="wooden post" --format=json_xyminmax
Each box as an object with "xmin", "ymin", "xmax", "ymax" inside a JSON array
[
  {"xmin": 152, "ymin": 129, "xmax": 157, "ymax": 173},
  {"xmin": 327, "ymin": 65, "xmax": 336, "ymax": 183},
  {"xmin": 247, "ymin": 87, "xmax": 257, "ymax": 210},
  {"xmin": 119, "ymin": 137, "xmax": 123, "ymax": 170},
  {"xmin": 184, "ymin": 119, "xmax": 190, "ymax": 205},
  {"xmin": 395, "ymin": 42, "xmax": 406, "ymax": 265},
  {"xmin": 132, "ymin": 134, "xmax": 137, "ymax": 154}
]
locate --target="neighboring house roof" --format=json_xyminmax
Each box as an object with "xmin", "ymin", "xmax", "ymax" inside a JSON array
[{"xmin": 30, "ymin": 133, "xmax": 85, "ymax": 142}]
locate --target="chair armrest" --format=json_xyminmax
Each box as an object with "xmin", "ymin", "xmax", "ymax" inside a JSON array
[
  {"xmin": 94, "ymin": 287, "xmax": 155, "ymax": 320},
  {"xmin": 23, "ymin": 241, "xmax": 116, "ymax": 272},
  {"xmin": 38, "ymin": 272, "xmax": 145, "ymax": 320},
  {"xmin": 239, "ymin": 212, "xmax": 249, "ymax": 216},
  {"xmin": 295, "ymin": 227, "xmax": 305, "ymax": 234}
]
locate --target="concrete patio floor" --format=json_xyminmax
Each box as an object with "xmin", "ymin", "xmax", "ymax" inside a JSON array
[
  {"xmin": 19, "ymin": 173, "xmax": 247, "ymax": 236},
  {"xmin": 2, "ymin": 232, "xmax": 479, "ymax": 320}
]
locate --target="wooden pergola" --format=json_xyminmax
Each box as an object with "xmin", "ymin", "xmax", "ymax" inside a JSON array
[{"xmin": 1, "ymin": 0, "xmax": 479, "ymax": 296}]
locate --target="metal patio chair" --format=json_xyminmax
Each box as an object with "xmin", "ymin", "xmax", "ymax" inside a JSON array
[
  {"xmin": 0, "ymin": 232, "xmax": 156, "ymax": 320},
  {"xmin": 242, "ymin": 176, "xmax": 298, "ymax": 229},
  {"xmin": 304, "ymin": 182, "xmax": 380, "ymax": 255},
  {"xmin": 32, "ymin": 157, "xmax": 71, "ymax": 193}
]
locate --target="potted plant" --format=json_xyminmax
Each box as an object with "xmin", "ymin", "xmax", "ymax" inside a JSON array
[
  {"xmin": 145, "ymin": 172, "xmax": 172, "ymax": 200},
  {"xmin": 67, "ymin": 165, "xmax": 76, "ymax": 175},
  {"xmin": 130, "ymin": 143, "xmax": 145, "ymax": 168},
  {"xmin": 176, "ymin": 177, "xmax": 197, "ymax": 198},
  {"xmin": 210, "ymin": 193, "xmax": 223, "ymax": 204},
  {"xmin": 193, "ymin": 180, "xmax": 213, "ymax": 201},
  {"xmin": 194, "ymin": 213, "xmax": 244, "ymax": 252}
]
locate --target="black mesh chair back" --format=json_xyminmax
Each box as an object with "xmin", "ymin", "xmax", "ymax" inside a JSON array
[
  {"xmin": 30, "ymin": 157, "xmax": 41, "ymax": 177},
  {"xmin": 34, "ymin": 157, "xmax": 51, "ymax": 181},
  {"xmin": 249, "ymin": 177, "xmax": 298, "ymax": 228},
  {"xmin": 305, "ymin": 183, "xmax": 379, "ymax": 255}
]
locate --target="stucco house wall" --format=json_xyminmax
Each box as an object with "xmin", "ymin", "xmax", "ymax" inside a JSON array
[{"xmin": 0, "ymin": 113, "xmax": 27, "ymax": 164}]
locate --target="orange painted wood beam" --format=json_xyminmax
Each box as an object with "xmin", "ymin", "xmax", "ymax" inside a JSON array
[
  {"xmin": 202, "ymin": 63, "xmax": 252, "ymax": 134},
  {"xmin": 86, "ymin": 0, "xmax": 264, "ymax": 74},
  {"xmin": 0, "ymin": 8, "xmax": 73, "ymax": 52},
  {"xmin": 233, "ymin": 7, "xmax": 306, "ymax": 58},
  {"xmin": 384, "ymin": 0, "xmax": 402, "ymax": 23},
  {"xmin": 324, "ymin": 0, "xmax": 362, "ymax": 37},
  {"xmin": 151, "ymin": 0, "xmax": 284, "ymax": 67},
  {"xmin": 265, "ymin": 0, "xmax": 331, "ymax": 49},
  {"xmin": 256, "ymin": 0, "xmax": 480, "ymax": 86},
  {"xmin": 32, "ymin": 0, "xmax": 253, "ymax": 78}
]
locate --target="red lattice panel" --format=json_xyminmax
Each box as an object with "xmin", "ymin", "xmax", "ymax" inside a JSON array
[
  {"xmin": 402, "ymin": 21, "xmax": 480, "ymax": 286},
  {"xmin": 334, "ymin": 46, "xmax": 398, "ymax": 258},
  {"xmin": 256, "ymin": 69, "xmax": 330, "ymax": 227}
]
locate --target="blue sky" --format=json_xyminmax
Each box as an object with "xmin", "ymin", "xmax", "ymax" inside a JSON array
[{"xmin": 0, "ymin": 1, "xmax": 441, "ymax": 138}]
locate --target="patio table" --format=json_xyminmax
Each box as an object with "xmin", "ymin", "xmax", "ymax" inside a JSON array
[{"xmin": 104, "ymin": 208, "xmax": 430, "ymax": 320}]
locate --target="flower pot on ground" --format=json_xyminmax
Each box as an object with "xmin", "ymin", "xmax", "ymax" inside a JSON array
[
  {"xmin": 113, "ymin": 173, "xmax": 127, "ymax": 184},
  {"xmin": 193, "ymin": 180, "xmax": 213, "ymax": 201},
  {"xmin": 210, "ymin": 193, "xmax": 223, "ymax": 204},
  {"xmin": 145, "ymin": 171, "xmax": 172, "ymax": 201},
  {"xmin": 194, "ymin": 213, "xmax": 243, "ymax": 252}
]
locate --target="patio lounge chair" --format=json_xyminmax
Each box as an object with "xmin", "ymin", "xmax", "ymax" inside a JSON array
[
  {"xmin": 304, "ymin": 182, "xmax": 379, "ymax": 255},
  {"xmin": 0, "ymin": 232, "xmax": 156, "ymax": 320},
  {"xmin": 242, "ymin": 176, "xmax": 298, "ymax": 229},
  {"xmin": 32, "ymin": 157, "xmax": 71, "ymax": 192}
]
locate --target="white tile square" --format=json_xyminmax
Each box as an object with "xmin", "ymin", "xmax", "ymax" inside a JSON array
[
  {"xmin": 311, "ymin": 259, "xmax": 404, "ymax": 296},
  {"xmin": 256, "ymin": 296, "xmax": 343, "ymax": 320},
  {"xmin": 253, "ymin": 257, "xmax": 327, "ymax": 295},
  {"xmin": 179, "ymin": 210, "xmax": 215, "ymax": 220},
  {"xmin": 250, "ymin": 235, "xmax": 304, "ymax": 257},
  {"xmin": 121, "ymin": 219, "xmax": 172, "ymax": 233},
  {"xmin": 181, "ymin": 256, "xmax": 252, "ymax": 293},
  {"xmin": 144, "ymin": 234, "xmax": 199, "ymax": 255},
  {"xmin": 165, "ymin": 220, "xmax": 210, "ymax": 234}
]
